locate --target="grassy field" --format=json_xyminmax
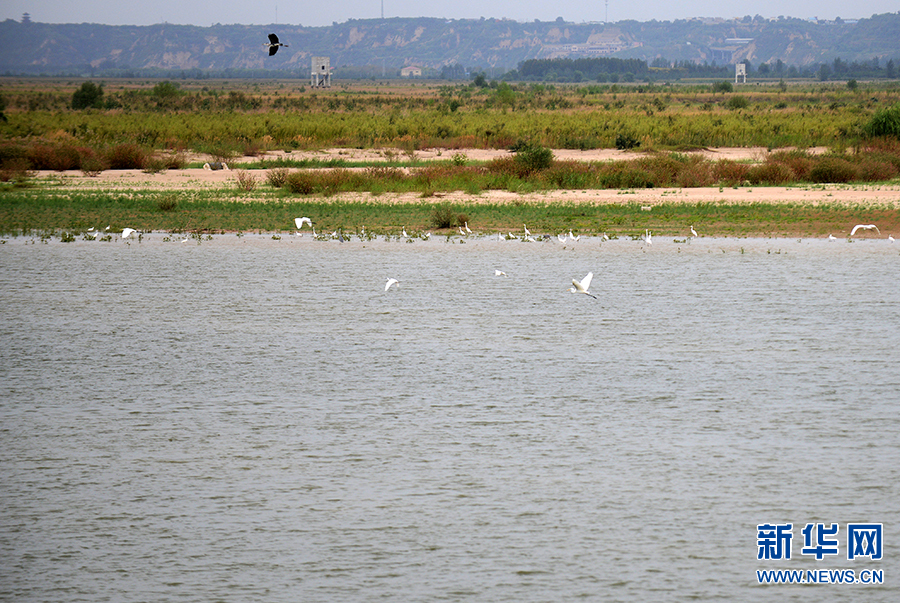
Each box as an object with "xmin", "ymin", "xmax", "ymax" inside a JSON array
[{"xmin": 2, "ymin": 78, "xmax": 899, "ymax": 237}]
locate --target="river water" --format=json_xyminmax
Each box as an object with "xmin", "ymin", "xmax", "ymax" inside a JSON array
[{"xmin": 1, "ymin": 233, "xmax": 897, "ymax": 602}]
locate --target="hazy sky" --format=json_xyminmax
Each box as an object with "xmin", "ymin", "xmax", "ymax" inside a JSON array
[{"xmin": 1, "ymin": 1, "xmax": 894, "ymax": 27}]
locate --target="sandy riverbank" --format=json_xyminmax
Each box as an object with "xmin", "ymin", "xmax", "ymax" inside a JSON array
[{"xmin": 29, "ymin": 146, "xmax": 900, "ymax": 209}]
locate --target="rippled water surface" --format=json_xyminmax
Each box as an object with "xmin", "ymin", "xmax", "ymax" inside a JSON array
[{"xmin": 2, "ymin": 234, "xmax": 898, "ymax": 602}]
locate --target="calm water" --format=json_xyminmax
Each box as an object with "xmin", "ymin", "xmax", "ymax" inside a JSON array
[{"xmin": 1, "ymin": 233, "xmax": 898, "ymax": 602}]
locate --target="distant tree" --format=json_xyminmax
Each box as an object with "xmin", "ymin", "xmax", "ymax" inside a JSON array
[
  {"xmin": 72, "ymin": 81, "xmax": 103, "ymax": 109},
  {"xmin": 887, "ymin": 59, "xmax": 896, "ymax": 79},
  {"xmin": 847, "ymin": 79, "xmax": 858, "ymax": 91},
  {"xmin": 152, "ymin": 81, "xmax": 181, "ymax": 98},
  {"xmin": 712, "ymin": 80, "xmax": 733, "ymax": 93},
  {"xmin": 818, "ymin": 63, "xmax": 832, "ymax": 81},
  {"xmin": 472, "ymin": 72, "xmax": 487, "ymax": 88}
]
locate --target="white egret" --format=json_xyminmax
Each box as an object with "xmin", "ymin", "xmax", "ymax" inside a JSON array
[
  {"xmin": 557, "ymin": 233, "xmax": 567, "ymax": 243},
  {"xmin": 524, "ymin": 224, "xmax": 531, "ymax": 236},
  {"xmin": 828, "ymin": 234, "xmax": 837, "ymax": 241},
  {"xmin": 465, "ymin": 221, "xmax": 472, "ymax": 234},
  {"xmin": 498, "ymin": 232, "xmax": 504, "ymax": 241},
  {"xmin": 850, "ymin": 224, "xmax": 880, "ymax": 236},
  {"xmin": 643, "ymin": 229, "xmax": 652, "ymax": 245},
  {"xmin": 568, "ymin": 230, "xmax": 580, "ymax": 242},
  {"xmin": 295, "ymin": 217, "xmax": 312, "ymax": 230},
  {"xmin": 459, "ymin": 226, "xmax": 466, "ymax": 236},
  {"xmin": 264, "ymin": 33, "xmax": 288, "ymax": 56},
  {"xmin": 402, "ymin": 228, "xmax": 409, "ymax": 238},
  {"xmin": 122, "ymin": 228, "xmax": 137, "ymax": 239},
  {"xmin": 690, "ymin": 225, "xmax": 698, "ymax": 238},
  {"xmin": 384, "ymin": 278, "xmax": 399, "ymax": 291},
  {"xmin": 889, "ymin": 235, "xmax": 895, "ymax": 243},
  {"xmin": 494, "ymin": 270, "xmax": 507, "ymax": 277},
  {"xmin": 568, "ymin": 272, "xmax": 596, "ymax": 299}
]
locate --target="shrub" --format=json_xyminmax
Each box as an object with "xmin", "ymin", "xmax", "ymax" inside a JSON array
[
  {"xmin": 767, "ymin": 150, "xmax": 813, "ymax": 181},
  {"xmin": 72, "ymin": 81, "xmax": 103, "ymax": 110},
  {"xmin": 747, "ymin": 162, "xmax": 796, "ymax": 184},
  {"xmin": 0, "ymin": 157, "xmax": 34, "ymax": 183},
  {"xmin": 284, "ymin": 171, "xmax": 316, "ymax": 195},
  {"xmin": 864, "ymin": 104, "xmax": 900, "ymax": 139},
  {"xmin": 809, "ymin": 157, "xmax": 858, "ymax": 183},
  {"xmin": 725, "ymin": 95, "xmax": 750, "ymax": 110},
  {"xmin": 430, "ymin": 204, "xmax": 456, "ymax": 228},
  {"xmin": 513, "ymin": 143, "xmax": 553, "ymax": 175},
  {"xmin": 234, "ymin": 170, "xmax": 258, "ymax": 192},
  {"xmin": 541, "ymin": 161, "xmax": 595, "ymax": 188},
  {"xmin": 266, "ymin": 168, "xmax": 289, "ymax": 188},
  {"xmin": 712, "ymin": 160, "xmax": 750, "ymax": 186},
  {"xmin": 105, "ymin": 144, "xmax": 147, "ymax": 169},
  {"xmin": 855, "ymin": 159, "xmax": 898, "ymax": 182},
  {"xmin": 712, "ymin": 81, "xmax": 734, "ymax": 93},
  {"xmin": 599, "ymin": 163, "xmax": 655, "ymax": 188},
  {"xmin": 80, "ymin": 150, "xmax": 107, "ymax": 176},
  {"xmin": 615, "ymin": 133, "xmax": 640, "ymax": 150}
]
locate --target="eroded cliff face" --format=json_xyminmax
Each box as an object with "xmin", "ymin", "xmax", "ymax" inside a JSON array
[{"xmin": 0, "ymin": 14, "xmax": 894, "ymax": 74}]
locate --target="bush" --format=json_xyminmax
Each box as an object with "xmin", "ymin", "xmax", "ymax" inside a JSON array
[
  {"xmin": 234, "ymin": 170, "xmax": 257, "ymax": 192},
  {"xmin": 72, "ymin": 81, "xmax": 103, "ymax": 110},
  {"xmin": 864, "ymin": 104, "xmax": 900, "ymax": 139},
  {"xmin": 725, "ymin": 95, "xmax": 750, "ymax": 110},
  {"xmin": 430, "ymin": 204, "xmax": 456, "ymax": 229},
  {"xmin": 105, "ymin": 144, "xmax": 147, "ymax": 169},
  {"xmin": 266, "ymin": 168, "xmax": 289, "ymax": 188},
  {"xmin": 767, "ymin": 150, "xmax": 813, "ymax": 181},
  {"xmin": 512, "ymin": 143, "xmax": 553, "ymax": 175},
  {"xmin": 747, "ymin": 162, "xmax": 796, "ymax": 184},
  {"xmin": 809, "ymin": 157, "xmax": 859, "ymax": 183},
  {"xmin": 712, "ymin": 81, "xmax": 734, "ymax": 93},
  {"xmin": 615, "ymin": 133, "xmax": 640, "ymax": 150},
  {"xmin": 284, "ymin": 171, "xmax": 316, "ymax": 195},
  {"xmin": 712, "ymin": 160, "xmax": 750, "ymax": 186}
]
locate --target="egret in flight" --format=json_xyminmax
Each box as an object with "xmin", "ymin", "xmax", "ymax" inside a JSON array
[
  {"xmin": 264, "ymin": 33, "xmax": 288, "ymax": 56},
  {"xmin": 850, "ymin": 224, "xmax": 880, "ymax": 236},
  {"xmin": 569, "ymin": 272, "xmax": 596, "ymax": 299},
  {"xmin": 385, "ymin": 278, "xmax": 399, "ymax": 291},
  {"xmin": 122, "ymin": 228, "xmax": 137, "ymax": 239},
  {"xmin": 295, "ymin": 217, "xmax": 312, "ymax": 230}
]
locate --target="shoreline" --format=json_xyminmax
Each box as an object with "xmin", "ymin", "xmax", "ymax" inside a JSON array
[{"xmin": 6, "ymin": 147, "xmax": 900, "ymax": 238}]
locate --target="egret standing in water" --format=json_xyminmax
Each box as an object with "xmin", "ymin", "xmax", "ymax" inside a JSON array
[
  {"xmin": 690, "ymin": 225, "xmax": 698, "ymax": 238},
  {"xmin": 568, "ymin": 272, "xmax": 596, "ymax": 299}
]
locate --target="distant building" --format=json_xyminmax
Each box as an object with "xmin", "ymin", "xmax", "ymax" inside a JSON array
[
  {"xmin": 311, "ymin": 57, "xmax": 331, "ymax": 87},
  {"xmin": 735, "ymin": 63, "xmax": 747, "ymax": 83},
  {"xmin": 400, "ymin": 65, "xmax": 422, "ymax": 77}
]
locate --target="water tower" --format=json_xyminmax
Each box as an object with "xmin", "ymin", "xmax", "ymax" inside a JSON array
[{"xmin": 311, "ymin": 57, "xmax": 332, "ymax": 88}]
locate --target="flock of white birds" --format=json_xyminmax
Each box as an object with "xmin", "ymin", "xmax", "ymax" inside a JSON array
[{"xmin": 92, "ymin": 217, "xmax": 892, "ymax": 297}]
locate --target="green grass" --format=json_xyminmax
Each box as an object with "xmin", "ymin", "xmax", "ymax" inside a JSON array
[{"xmin": 2, "ymin": 186, "xmax": 897, "ymax": 238}]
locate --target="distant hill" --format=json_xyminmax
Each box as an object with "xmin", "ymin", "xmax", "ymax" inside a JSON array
[{"xmin": 0, "ymin": 13, "xmax": 897, "ymax": 77}]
